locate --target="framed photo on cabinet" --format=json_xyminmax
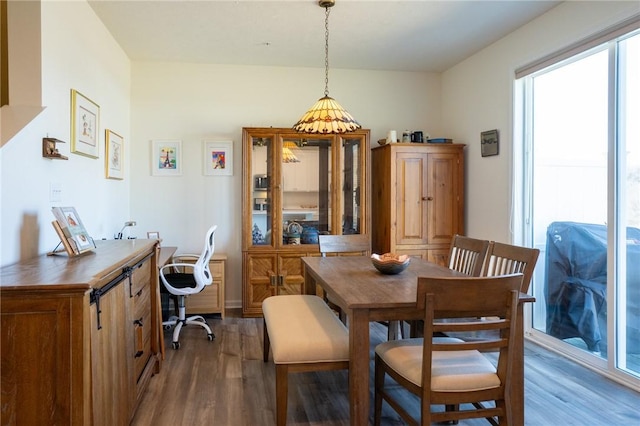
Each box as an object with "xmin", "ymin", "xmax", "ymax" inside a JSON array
[
  {"xmin": 51, "ymin": 206, "xmax": 96, "ymax": 256},
  {"xmin": 105, "ymin": 129, "xmax": 124, "ymax": 180},
  {"xmin": 151, "ymin": 140, "xmax": 182, "ymax": 176},
  {"xmin": 70, "ymin": 89, "xmax": 100, "ymax": 158},
  {"xmin": 203, "ymin": 140, "xmax": 233, "ymax": 176}
]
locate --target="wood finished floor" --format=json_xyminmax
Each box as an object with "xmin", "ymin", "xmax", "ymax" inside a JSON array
[{"xmin": 132, "ymin": 312, "xmax": 640, "ymax": 425}]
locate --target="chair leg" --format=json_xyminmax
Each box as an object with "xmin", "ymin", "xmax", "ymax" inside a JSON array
[
  {"xmin": 387, "ymin": 320, "xmax": 405, "ymax": 340},
  {"xmin": 185, "ymin": 316, "xmax": 214, "ymax": 337},
  {"xmin": 338, "ymin": 309, "xmax": 347, "ymax": 325},
  {"xmin": 263, "ymin": 318, "xmax": 271, "ymax": 362},
  {"xmin": 374, "ymin": 355, "xmax": 384, "ymax": 426},
  {"xmin": 172, "ymin": 321, "xmax": 185, "ymax": 344},
  {"xmin": 275, "ymin": 364, "xmax": 288, "ymax": 426},
  {"xmin": 444, "ymin": 405, "xmax": 459, "ymax": 425},
  {"xmin": 167, "ymin": 296, "xmax": 215, "ymax": 348}
]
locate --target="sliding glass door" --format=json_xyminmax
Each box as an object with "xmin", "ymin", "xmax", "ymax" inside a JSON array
[
  {"xmin": 518, "ymin": 27, "xmax": 640, "ymax": 385},
  {"xmin": 617, "ymin": 32, "xmax": 640, "ymax": 377}
]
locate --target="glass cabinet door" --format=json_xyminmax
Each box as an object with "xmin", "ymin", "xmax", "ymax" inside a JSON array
[
  {"xmin": 280, "ymin": 135, "xmax": 332, "ymax": 245},
  {"xmin": 245, "ymin": 129, "xmax": 369, "ymax": 250},
  {"xmin": 340, "ymin": 135, "xmax": 364, "ymax": 235},
  {"xmin": 250, "ymin": 136, "xmax": 273, "ymax": 247}
]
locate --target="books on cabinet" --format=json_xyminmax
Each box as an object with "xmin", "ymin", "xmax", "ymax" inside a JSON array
[{"xmin": 51, "ymin": 207, "xmax": 95, "ymax": 256}]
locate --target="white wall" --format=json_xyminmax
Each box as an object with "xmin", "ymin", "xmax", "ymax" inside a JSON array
[
  {"xmin": 130, "ymin": 62, "xmax": 441, "ymax": 307},
  {"xmin": 441, "ymin": 1, "xmax": 639, "ymax": 244},
  {"xmin": 0, "ymin": 1, "xmax": 131, "ymax": 264}
]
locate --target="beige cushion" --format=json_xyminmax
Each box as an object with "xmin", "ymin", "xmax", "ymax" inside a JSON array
[
  {"xmin": 263, "ymin": 295, "xmax": 349, "ymax": 364},
  {"xmin": 375, "ymin": 337, "xmax": 500, "ymax": 392}
]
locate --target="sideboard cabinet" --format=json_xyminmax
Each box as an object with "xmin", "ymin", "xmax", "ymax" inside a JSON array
[
  {"xmin": 1, "ymin": 239, "xmax": 162, "ymax": 425},
  {"xmin": 242, "ymin": 127, "xmax": 370, "ymax": 316},
  {"xmin": 371, "ymin": 143, "xmax": 465, "ymax": 265}
]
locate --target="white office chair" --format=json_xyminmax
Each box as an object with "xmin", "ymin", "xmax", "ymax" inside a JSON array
[{"xmin": 159, "ymin": 225, "xmax": 217, "ymax": 349}]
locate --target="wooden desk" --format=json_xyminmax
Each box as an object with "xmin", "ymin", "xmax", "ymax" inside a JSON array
[
  {"xmin": 158, "ymin": 246, "xmax": 177, "ymax": 268},
  {"xmin": 159, "ymin": 250, "xmax": 226, "ymax": 318},
  {"xmin": 302, "ymin": 255, "xmax": 534, "ymax": 426}
]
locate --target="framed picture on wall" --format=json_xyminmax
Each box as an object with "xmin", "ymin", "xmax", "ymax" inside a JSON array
[
  {"xmin": 70, "ymin": 89, "xmax": 100, "ymax": 158},
  {"xmin": 105, "ymin": 129, "xmax": 124, "ymax": 180},
  {"xmin": 151, "ymin": 140, "xmax": 182, "ymax": 176},
  {"xmin": 203, "ymin": 140, "xmax": 233, "ymax": 176},
  {"xmin": 481, "ymin": 129, "xmax": 499, "ymax": 157}
]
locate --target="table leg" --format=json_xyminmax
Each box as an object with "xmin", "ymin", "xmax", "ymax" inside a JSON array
[
  {"xmin": 512, "ymin": 304, "xmax": 525, "ymax": 425},
  {"xmin": 349, "ymin": 309, "xmax": 371, "ymax": 425},
  {"xmin": 303, "ymin": 267, "xmax": 315, "ymax": 295}
]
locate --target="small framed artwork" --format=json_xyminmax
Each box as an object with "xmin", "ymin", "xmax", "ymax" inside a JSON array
[
  {"xmin": 481, "ymin": 129, "xmax": 499, "ymax": 157},
  {"xmin": 146, "ymin": 231, "xmax": 161, "ymax": 246},
  {"xmin": 70, "ymin": 89, "xmax": 100, "ymax": 158},
  {"xmin": 151, "ymin": 140, "xmax": 182, "ymax": 176},
  {"xmin": 203, "ymin": 140, "xmax": 233, "ymax": 176},
  {"xmin": 105, "ymin": 129, "xmax": 124, "ymax": 180}
]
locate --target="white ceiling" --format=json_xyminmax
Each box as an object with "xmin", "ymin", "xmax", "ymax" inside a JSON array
[{"xmin": 88, "ymin": 0, "xmax": 562, "ymax": 73}]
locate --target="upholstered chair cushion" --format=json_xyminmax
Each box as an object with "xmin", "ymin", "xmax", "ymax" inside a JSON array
[{"xmin": 375, "ymin": 337, "xmax": 500, "ymax": 392}]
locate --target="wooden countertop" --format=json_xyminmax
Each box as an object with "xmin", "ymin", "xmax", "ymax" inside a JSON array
[{"xmin": 0, "ymin": 239, "xmax": 157, "ymax": 292}]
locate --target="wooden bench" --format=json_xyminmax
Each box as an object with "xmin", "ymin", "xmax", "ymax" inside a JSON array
[{"xmin": 262, "ymin": 294, "xmax": 349, "ymax": 426}]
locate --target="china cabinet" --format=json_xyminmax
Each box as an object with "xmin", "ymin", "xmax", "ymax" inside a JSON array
[
  {"xmin": 242, "ymin": 127, "xmax": 370, "ymax": 317},
  {"xmin": 371, "ymin": 143, "xmax": 465, "ymax": 265}
]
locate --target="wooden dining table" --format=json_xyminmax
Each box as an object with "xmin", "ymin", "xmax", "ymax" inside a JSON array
[{"xmin": 302, "ymin": 255, "xmax": 535, "ymax": 426}]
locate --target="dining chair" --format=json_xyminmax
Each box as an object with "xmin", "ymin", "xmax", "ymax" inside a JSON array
[
  {"xmin": 483, "ymin": 241, "xmax": 540, "ymax": 293},
  {"xmin": 159, "ymin": 225, "xmax": 217, "ymax": 349},
  {"xmin": 373, "ymin": 273, "xmax": 523, "ymax": 426},
  {"xmin": 448, "ymin": 234, "xmax": 491, "ymax": 276}
]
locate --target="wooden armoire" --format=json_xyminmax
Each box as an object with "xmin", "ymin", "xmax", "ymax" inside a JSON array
[{"xmin": 371, "ymin": 143, "xmax": 465, "ymax": 266}]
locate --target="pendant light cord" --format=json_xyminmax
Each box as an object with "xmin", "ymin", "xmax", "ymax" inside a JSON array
[{"xmin": 324, "ymin": 6, "xmax": 330, "ymax": 97}]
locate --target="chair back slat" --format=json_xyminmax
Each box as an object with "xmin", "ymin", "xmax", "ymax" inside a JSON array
[
  {"xmin": 483, "ymin": 241, "xmax": 539, "ymax": 292},
  {"xmin": 447, "ymin": 235, "xmax": 490, "ymax": 276}
]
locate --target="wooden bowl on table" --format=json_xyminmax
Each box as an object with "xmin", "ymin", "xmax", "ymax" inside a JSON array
[{"xmin": 371, "ymin": 253, "xmax": 411, "ymax": 275}]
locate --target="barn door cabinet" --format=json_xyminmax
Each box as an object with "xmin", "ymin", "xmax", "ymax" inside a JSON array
[
  {"xmin": 371, "ymin": 143, "xmax": 465, "ymax": 265},
  {"xmin": 0, "ymin": 239, "xmax": 161, "ymax": 425},
  {"xmin": 241, "ymin": 127, "xmax": 370, "ymax": 317}
]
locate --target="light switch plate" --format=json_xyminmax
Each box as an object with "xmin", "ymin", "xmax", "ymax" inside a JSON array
[{"xmin": 50, "ymin": 182, "xmax": 62, "ymax": 202}]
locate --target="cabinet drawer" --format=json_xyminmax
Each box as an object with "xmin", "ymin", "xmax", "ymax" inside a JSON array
[
  {"xmin": 184, "ymin": 256, "xmax": 226, "ymax": 316},
  {"xmin": 209, "ymin": 260, "xmax": 223, "ymax": 278},
  {"xmin": 129, "ymin": 257, "xmax": 152, "ymax": 297},
  {"xmin": 133, "ymin": 281, "xmax": 150, "ymax": 321},
  {"xmin": 186, "ymin": 281, "xmax": 220, "ymax": 314},
  {"xmin": 132, "ymin": 272, "xmax": 151, "ymax": 381},
  {"xmin": 133, "ymin": 329, "xmax": 151, "ymax": 381},
  {"xmin": 133, "ymin": 302, "xmax": 152, "ymax": 380}
]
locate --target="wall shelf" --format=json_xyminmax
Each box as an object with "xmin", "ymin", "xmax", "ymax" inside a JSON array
[{"xmin": 42, "ymin": 137, "xmax": 68, "ymax": 160}]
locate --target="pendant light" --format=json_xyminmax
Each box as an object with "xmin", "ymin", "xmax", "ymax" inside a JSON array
[{"xmin": 293, "ymin": 0, "xmax": 361, "ymax": 134}]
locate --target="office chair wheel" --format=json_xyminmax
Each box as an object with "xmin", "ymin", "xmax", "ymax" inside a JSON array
[
  {"xmin": 172, "ymin": 341, "xmax": 181, "ymax": 350},
  {"xmin": 207, "ymin": 333, "xmax": 214, "ymax": 341},
  {"xmin": 164, "ymin": 324, "xmax": 172, "ymax": 330}
]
